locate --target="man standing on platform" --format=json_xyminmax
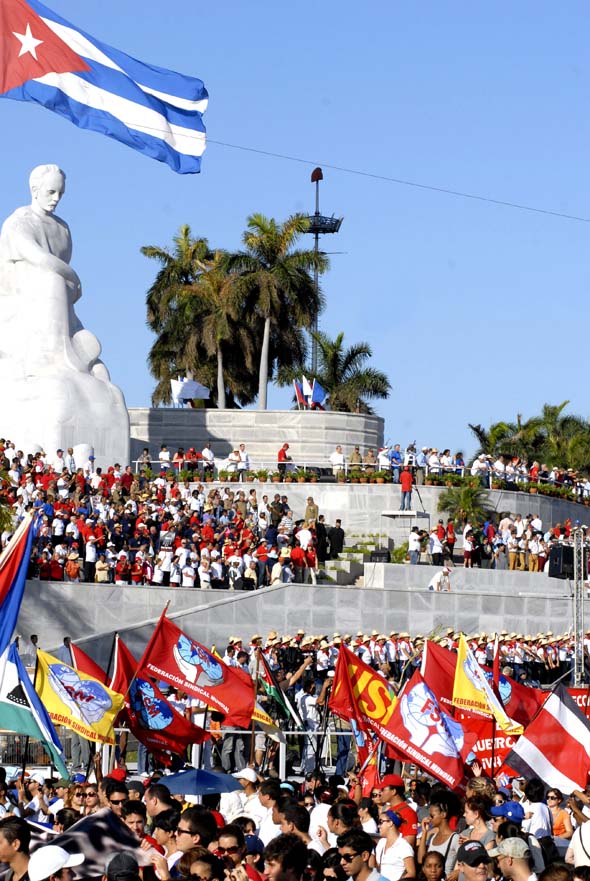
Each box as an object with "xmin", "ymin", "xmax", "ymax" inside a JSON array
[{"xmin": 399, "ymin": 467, "xmax": 413, "ymax": 510}]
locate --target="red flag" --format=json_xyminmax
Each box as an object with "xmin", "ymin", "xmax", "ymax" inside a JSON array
[
  {"xmin": 329, "ymin": 643, "xmax": 397, "ymax": 738},
  {"xmin": 330, "ymin": 645, "xmax": 470, "ymax": 789},
  {"xmin": 457, "ymin": 711, "xmax": 519, "ymax": 775},
  {"xmin": 0, "ymin": 0, "xmax": 89, "ymax": 94},
  {"xmin": 492, "ymin": 634, "xmax": 500, "ymax": 691},
  {"xmin": 111, "ymin": 636, "xmax": 207, "ymax": 763},
  {"xmin": 70, "ymin": 643, "xmax": 108, "ymax": 685},
  {"xmin": 421, "ymin": 639, "xmax": 544, "ymax": 727},
  {"xmin": 388, "ymin": 670, "xmax": 469, "ymax": 789},
  {"xmin": 502, "ymin": 685, "xmax": 590, "ymax": 792},
  {"xmin": 138, "ymin": 612, "xmax": 255, "ymax": 728}
]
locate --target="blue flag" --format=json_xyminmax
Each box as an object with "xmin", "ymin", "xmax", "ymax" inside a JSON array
[
  {"xmin": 311, "ymin": 379, "xmax": 327, "ymax": 405},
  {"xmin": 0, "ymin": 0, "xmax": 208, "ymax": 173}
]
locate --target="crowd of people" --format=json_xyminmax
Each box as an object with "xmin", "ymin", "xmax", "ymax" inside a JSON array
[
  {"xmin": 413, "ymin": 512, "xmax": 582, "ymax": 573},
  {"xmin": 0, "ymin": 440, "xmax": 349, "ymax": 589},
  {"xmin": 2, "ymin": 747, "xmax": 590, "ymax": 881}
]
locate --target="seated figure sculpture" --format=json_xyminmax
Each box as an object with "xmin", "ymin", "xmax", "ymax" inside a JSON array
[{"xmin": 0, "ymin": 165, "xmax": 129, "ymax": 466}]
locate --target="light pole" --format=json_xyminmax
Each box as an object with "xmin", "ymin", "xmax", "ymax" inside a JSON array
[
  {"xmin": 573, "ymin": 526, "xmax": 586, "ymax": 686},
  {"xmin": 305, "ymin": 167, "xmax": 343, "ymax": 375}
]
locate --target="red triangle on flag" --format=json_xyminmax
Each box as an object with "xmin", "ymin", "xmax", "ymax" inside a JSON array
[{"xmin": 0, "ymin": 0, "xmax": 89, "ymax": 94}]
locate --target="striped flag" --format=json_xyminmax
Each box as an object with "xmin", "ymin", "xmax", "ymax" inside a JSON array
[
  {"xmin": 258, "ymin": 650, "xmax": 302, "ymax": 726},
  {"xmin": 0, "ymin": 513, "xmax": 35, "ymax": 686},
  {"xmin": 0, "ymin": 640, "xmax": 69, "ymax": 778},
  {"xmin": 503, "ymin": 685, "xmax": 590, "ymax": 793},
  {"xmin": 293, "ymin": 380, "xmax": 307, "ymax": 410},
  {"xmin": 0, "ymin": 0, "xmax": 208, "ymax": 173}
]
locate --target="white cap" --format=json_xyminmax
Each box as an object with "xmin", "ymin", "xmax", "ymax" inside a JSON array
[
  {"xmin": 29, "ymin": 846, "xmax": 85, "ymax": 881},
  {"xmin": 28, "ymin": 771, "xmax": 46, "ymax": 785},
  {"xmin": 233, "ymin": 767, "xmax": 257, "ymax": 783}
]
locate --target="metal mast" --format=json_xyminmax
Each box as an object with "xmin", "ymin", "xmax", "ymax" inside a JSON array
[
  {"xmin": 573, "ymin": 526, "xmax": 585, "ymax": 686},
  {"xmin": 305, "ymin": 168, "xmax": 343, "ymax": 375}
]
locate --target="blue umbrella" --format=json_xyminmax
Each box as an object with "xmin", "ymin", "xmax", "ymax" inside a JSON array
[{"xmin": 162, "ymin": 767, "xmax": 242, "ymax": 795}]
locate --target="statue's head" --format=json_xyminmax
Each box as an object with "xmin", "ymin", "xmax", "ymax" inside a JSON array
[{"xmin": 29, "ymin": 164, "xmax": 66, "ymax": 215}]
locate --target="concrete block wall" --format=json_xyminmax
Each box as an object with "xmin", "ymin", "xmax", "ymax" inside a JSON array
[
  {"xmin": 20, "ymin": 571, "xmax": 578, "ymax": 671},
  {"xmin": 128, "ymin": 408, "xmax": 384, "ymax": 468}
]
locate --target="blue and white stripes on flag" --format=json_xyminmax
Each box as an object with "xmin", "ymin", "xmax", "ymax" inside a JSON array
[
  {"xmin": 0, "ymin": 513, "xmax": 34, "ymax": 684},
  {"xmin": 1, "ymin": 0, "xmax": 208, "ymax": 173}
]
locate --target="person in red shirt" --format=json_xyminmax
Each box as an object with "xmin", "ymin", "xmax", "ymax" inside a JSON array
[
  {"xmin": 277, "ymin": 443, "xmax": 291, "ymax": 478},
  {"xmin": 289, "ymin": 542, "xmax": 306, "ymax": 581},
  {"xmin": 375, "ymin": 775, "xmax": 418, "ymax": 847},
  {"xmin": 130, "ymin": 559, "xmax": 144, "ymax": 585},
  {"xmin": 446, "ymin": 519, "xmax": 456, "ymax": 561},
  {"xmin": 399, "ymin": 466, "xmax": 413, "ymax": 511}
]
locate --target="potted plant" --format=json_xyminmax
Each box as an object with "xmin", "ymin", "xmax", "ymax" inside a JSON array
[
  {"xmin": 373, "ymin": 470, "xmax": 389, "ymax": 484},
  {"xmin": 337, "ymin": 471, "xmax": 347, "ymax": 483},
  {"xmin": 270, "ymin": 471, "xmax": 281, "ymax": 482},
  {"xmin": 257, "ymin": 469, "xmax": 269, "ymax": 482},
  {"xmin": 295, "ymin": 468, "xmax": 308, "ymax": 483},
  {"xmin": 349, "ymin": 469, "xmax": 362, "ymax": 484},
  {"xmin": 359, "ymin": 473, "xmax": 368, "ymax": 483},
  {"xmin": 218, "ymin": 469, "xmax": 229, "ymax": 482},
  {"xmin": 177, "ymin": 469, "xmax": 192, "ymax": 483},
  {"xmin": 245, "ymin": 471, "xmax": 255, "ymax": 483}
]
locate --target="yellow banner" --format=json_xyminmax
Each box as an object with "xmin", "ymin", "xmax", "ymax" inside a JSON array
[
  {"xmin": 35, "ymin": 650, "xmax": 124, "ymax": 745},
  {"xmin": 452, "ymin": 636, "xmax": 522, "ymax": 735}
]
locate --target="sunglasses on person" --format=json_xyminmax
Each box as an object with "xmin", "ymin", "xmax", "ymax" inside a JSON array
[
  {"xmin": 339, "ymin": 853, "xmax": 359, "ymax": 864},
  {"xmin": 109, "ymin": 798, "xmax": 126, "ymax": 805},
  {"xmin": 547, "ymin": 795, "xmax": 559, "ymax": 800},
  {"xmin": 84, "ymin": 791, "xmax": 97, "ymax": 798},
  {"xmin": 73, "ymin": 791, "xmax": 85, "ymax": 797},
  {"xmin": 215, "ymin": 846, "xmax": 241, "ymax": 856}
]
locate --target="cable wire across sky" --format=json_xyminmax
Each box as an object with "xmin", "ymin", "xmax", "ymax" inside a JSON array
[{"xmin": 208, "ymin": 138, "xmax": 590, "ymax": 225}]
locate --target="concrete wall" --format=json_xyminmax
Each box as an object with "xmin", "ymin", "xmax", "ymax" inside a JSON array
[
  {"xmin": 21, "ymin": 568, "xmax": 578, "ymax": 670},
  {"xmin": 128, "ymin": 409, "xmax": 384, "ymax": 467}
]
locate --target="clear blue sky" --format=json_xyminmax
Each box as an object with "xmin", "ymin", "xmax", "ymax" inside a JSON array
[{"xmin": 3, "ymin": 0, "xmax": 590, "ymax": 458}]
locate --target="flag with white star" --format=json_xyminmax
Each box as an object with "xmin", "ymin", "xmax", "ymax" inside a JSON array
[{"xmin": 0, "ymin": 0, "xmax": 208, "ymax": 173}]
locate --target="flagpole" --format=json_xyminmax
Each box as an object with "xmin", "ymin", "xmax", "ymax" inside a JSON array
[
  {"xmin": 490, "ymin": 717, "xmax": 496, "ymax": 776},
  {"xmin": 104, "ymin": 631, "xmax": 118, "ymax": 686},
  {"xmin": 249, "ymin": 649, "xmax": 262, "ymax": 766},
  {"xmin": 20, "ymin": 736, "xmax": 29, "ymax": 783}
]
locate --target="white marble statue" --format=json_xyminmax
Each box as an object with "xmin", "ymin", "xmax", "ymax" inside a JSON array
[{"xmin": 0, "ymin": 165, "xmax": 129, "ymax": 466}]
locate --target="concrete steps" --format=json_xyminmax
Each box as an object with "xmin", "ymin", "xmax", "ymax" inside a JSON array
[{"xmin": 322, "ymin": 558, "xmax": 365, "ymax": 585}]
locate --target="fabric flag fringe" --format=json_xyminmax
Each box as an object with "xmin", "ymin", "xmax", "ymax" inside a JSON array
[{"xmin": 0, "ymin": 0, "xmax": 208, "ymax": 172}]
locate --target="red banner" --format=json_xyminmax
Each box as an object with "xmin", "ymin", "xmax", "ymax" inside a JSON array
[
  {"xmin": 138, "ymin": 613, "xmax": 255, "ymax": 727},
  {"xmin": 330, "ymin": 646, "xmax": 469, "ymax": 789},
  {"xmin": 457, "ymin": 711, "xmax": 518, "ymax": 774},
  {"xmin": 421, "ymin": 640, "xmax": 544, "ymax": 726},
  {"xmin": 111, "ymin": 636, "xmax": 207, "ymax": 762},
  {"xmin": 568, "ymin": 688, "xmax": 590, "ymax": 715}
]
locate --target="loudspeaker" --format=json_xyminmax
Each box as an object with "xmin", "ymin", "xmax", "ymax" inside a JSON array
[
  {"xmin": 548, "ymin": 545, "xmax": 574, "ymax": 579},
  {"xmin": 370, "ymin": 548, "xmax": 391, "ymax": 563}
]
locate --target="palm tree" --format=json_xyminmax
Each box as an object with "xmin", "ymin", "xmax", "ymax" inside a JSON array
[
  {"xmin": 303, "ymin": 330, "xmax": 391, "ymax": 413},
  {"xmin": 142, "ymin": 228, "xmax": 258, "ymax": 407},
  {"xmin": 438, "ymin": 486, "xmax": 492, "ymax": 526},
  {"xmin": 142, "ymin": 225, "xmax": 211, "ymax": 333},
  {"xmin": 229, "ymin": 213, "xmax": 328, "ymax": 409},
  {"xmin": 187, "ymin": 251, "xmax": 255, "ymax": 409}
]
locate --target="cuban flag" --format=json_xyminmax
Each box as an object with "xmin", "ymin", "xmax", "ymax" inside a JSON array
[
  {"xmin": 0, "ymin": 0, "xmax": 208, "ymax": 173},
  {"xmin": 0, "ymin": 513, "xmax": 35, "ymax": 686}
]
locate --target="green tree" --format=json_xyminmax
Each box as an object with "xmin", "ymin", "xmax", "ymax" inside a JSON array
[
  {"xmin": 279, "ymin": 330, "xmax": 391, "ymax": 413},
  {"xmin": 437, "ymin": 486, "xmax": 492, "ymax": 526},
  {"xmin": 230, "ymin": 213, "xmax": 327, "ymax": 409},
  {"xmin": 187, "ymin": 250, "xmax": 255, "ymax": 409},
  {"xmin": 142, "ymin": 228, "xmax": 258, "ymax": 407}
]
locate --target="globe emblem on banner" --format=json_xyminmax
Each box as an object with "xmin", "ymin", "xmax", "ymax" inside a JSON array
[
  {"xmin": 131, "ymin": 679, "xmax": 173, "ymax": 731},
  {"xmin": 483, "ymin": 670, "xmax": 513, "ymax": 706},
  {"xmin": 48, "ymin": 663, "xmax": 112, "ymax": 724},
  {"xmin": 401, "ymin": 681, "xmax": 462, "ymax": 758},
  {"xmin": 173, "ymin": 634, "xmax": 225, "ymax": 688}
]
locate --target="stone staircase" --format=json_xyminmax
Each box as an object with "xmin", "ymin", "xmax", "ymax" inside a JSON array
[{"xmin": 320, "ymin": 532, "xmax": 389, "ymax": 586}]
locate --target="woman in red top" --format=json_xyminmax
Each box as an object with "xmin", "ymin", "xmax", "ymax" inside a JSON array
[{"xmin": 115, "ymin": 556, "xmax": 131, "ymax": 585}]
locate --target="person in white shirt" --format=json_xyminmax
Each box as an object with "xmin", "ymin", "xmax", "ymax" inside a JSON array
[
  {"xmin": 181, "ymin": 563, "xmax": 196, "ymax": 588},
  {"xmin": 329, "ymin": 445, "xmax": 345, "ymax": 476},
  {"xmin": 237, "ymin": 444, "xmax": 250, "ymax": 481},
  {"xmin": 428, "ymin": 568, "xmax": 451, "ymax": 592}
]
